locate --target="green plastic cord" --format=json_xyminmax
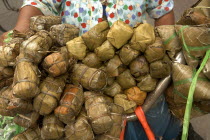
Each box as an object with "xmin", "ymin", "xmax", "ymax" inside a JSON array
[{"xmin": 181, "ymin": 49, "xmax": 210, "ymax": 140}]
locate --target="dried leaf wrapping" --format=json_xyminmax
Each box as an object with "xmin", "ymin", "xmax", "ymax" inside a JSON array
[
  {"xmin": 144, "ymin": 37, "xmax": 165, "ymax": 63},
  {"xmin": 14, "ymin": 112, "xmax": 40, "ymax": 128},
  {"xmin": 30, "ymin": 15, "xmax": 61, "ymax": 31},
  {"xmin": 82, "ymin": 53, "xmax": 102, "ymax": 68},
  {"xmin": 0, "ymin": 77, "xmax": 13, "ymax": 89},
  {"xmin": 0, "ymin": 66, "xmax": 14, "ymax": 80},
  {"xmin": 195, "ymin": 101, "xmax": 210, "ymax": 113},
  {"xmin": 65, "ymin": 111, "xmax": 94, "ymax": 140},
  {"xmin": 104, "ymin": 82, "xmax": 122, "ymax": 97},
  {"xmin": 20, "ymin": 30, "xmax": 53, "ymax": 64},
  {"xmin": 136, "ymin": 74, "xmax": 158, "ymax": 92},
  {"xmin": 156, "ymin": 25, "xmax": 182, "ymax": 60},
  {"xmin": 42, "ymin": 47, "xmax": 70, "ymax": 77},
  {"xmin": 50, "ymin": 24, "xmax": 79, "ymax": 46},
  {"xmin": 41, "ymin": 114, "xmax": 64, "ymax": 140},
  {"xmin": 114, "ymin": 94, "xmax": 136, "ymax": 113},
  {"xmin": 177, "ymin": 8, "xmax": 210, "ymax": 25},
  {"xmin": 82, "ymin": 21, "xmax": 109, "ymax": 51},
  {"xmin": 7, "ymin": 98, "xmax": 33, "ymax": 114},
  {"xmin": 33, "ymin": 75, "xmax": 67, "ymax": 115},
  {"xmin": 165, "ymin": 85, "xmax": 205, "ymax": 120},
  {"xmin": 54, "ymin": 85, "xmax": 84, "ymax": 124},
  {"xmin": 119, "ymin": 44, "xmax": 140, "ymax": 65},
  {"xmin": 13, "ymin": 54, "xmax": 40, "ymax": 99},
  {"xmin": 0, "ymin": 86, "xmax": 16, "ymax": 116},
  {"xmin": 203, "ymin": 57, "xmax": 210, "ymax": 79},
  {"xmin": 106, "ymin": 55, "xmax": 126, "ymax": 77},
  {"xmin": 85, "ymin": 91, "xmax": 113, "ymax": 134},
  {"xmin": 172, "ymin": 63, "xmax": 210, "ymax": 101},
  {"xmin": 129, "ymin": 56, "xmax": 149, "ymax": 77},
  {"xmin": 66, "ymin": 36, "xmax": 87, "ymax": 60},
  {"xmin": 107, "ymin": 20, "xmax": 133, "ymax": 49},
  {"xmin": 96, "ymin": 104, "xmax": 124, "ymax": 140},
  {"xmin": 130, "ymin": 23, "xmax": 155, "ymax": 52},
  {"xmin": 107, "ymin": 77, "xmax": 115, "ymax": 86},
  {"xmin": 125, "ymin": 86, "xmax": 147, "ymax": 105},
  {"xmin": 150, "ymin": 55, "xmax": 172, "ymax": 79},
  {"xmin": 72, "ymin": 64, "xmax": 107, "ymax": 90},
  {"xmin": 95, "ymin": 40, "xmax": 115, "ymax": 61},
  {"xmin": 175, "ymin": 25, "xmax": 210, "ymax": 68},
  {"xmin": 182, "ymin": 49, "xmax": 200, "ymax": 68},
  {"xmin": 0, "ymin": 38, "xmax": 23, "ymax": 67},
  {"xmin": 116, "ymin": 70, "xmax": 136, "ymax": 90},
  {"xmin": 12, "ymin": 127, "xmax": 42, "ymax": 140}
]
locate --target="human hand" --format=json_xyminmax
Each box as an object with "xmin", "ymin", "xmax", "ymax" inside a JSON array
[{"xmin": 0, "ymin": 31, "xmax": 9, "ymax": 46}]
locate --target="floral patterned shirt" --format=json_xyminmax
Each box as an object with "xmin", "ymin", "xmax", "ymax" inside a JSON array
[{"xmin": 22, "ymin": 0, "xmax": 174, "ymax": 35}]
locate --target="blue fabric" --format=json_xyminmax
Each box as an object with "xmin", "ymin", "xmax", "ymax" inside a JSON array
[{"xmin": 125, "ymin": 95, "xmax": 181, "ymax": 140}]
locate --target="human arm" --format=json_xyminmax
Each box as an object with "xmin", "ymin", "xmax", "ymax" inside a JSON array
[
  {"xmin": 0, "ymin": 0, "xmax": 63, "ymax": 45},
  {"xmin": 146, "ymin": 0, "xmax": 175, "ymax": 26},
  {"xmin": 155, "ymin": 10, "xmax": 175, "ymax": 26}
]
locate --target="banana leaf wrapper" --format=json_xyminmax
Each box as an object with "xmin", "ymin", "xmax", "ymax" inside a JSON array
[
  {"xmin": 20, "ymin": 30, "xmax": 53, "ymax": 64},
  {"xmin": 96, "ymin": 104, "xmax": 124, "ymax": 140},
  {"xmin": 175, "ymin": 25, "xmax": 210, "ymax": 68},
  {"xmin": 30, "ymin": 15, "xmax": 61, "ymax": 31},
  {"xmin": 65, "ymin": 112, "xmax": 94, "ymax": 140},
  {"xmin": 84, "ymin": 91, "xmax": 113, "ymax": 134},
  {"xmin": 13, "ymin": 54, "xmax": 40, "ymax": 99},
  {"xmin": 50, "ymin": 24, "xmax": 79, "ymax": 46},
  {"xmin": 0, "ymin": 77, "xmax": 13, "ymax": 89},
  {"xmin": 136, "ymin": 74, "xmax": 158, "ymax": 92},
  {"xmin": 130, "ymin": 23, "xmax": 155, "ymax": 52},
  {"xmin": 41, "ymin": 114, "xmax": 64, "ymax": 140},
  {"xmin": 95, "ymin": 40, "xmax": 115, "ymax": 61},
  {"xmin": 0, "ymin": 86, "xmax": 16, "ymax": 116},
  {"xmin": 172, "ymin": 63, "xmax": 210, "ymax": 101},
  {"xmin": 14, "ymin": 112, "xmax": 40, "ymax": 128},
  {"xmin": 155, "ymin": 25, "xmax": 182, "ymax": 60},
  {"xmin": 119, "ymin": 44, "xmax": 140, "ymax": 65},
  {"xmin": 114, "ymin": 94, "xmax": 136, "ymax": 113},
  {"xmin": 144, "ymin": 37, "xmax": 165, "ymax": 63},
  {"xmin": 116, "ymin": 70, "xmax": 136, "ymax": 90},
  {"xmin": 176, "ymin": 8, "xmax": 210, "ymax": 25},
  {"xmin": 82, "ymin": 53, "xmax": 102, "ymax": 68},
  {"xmin": 42, "ymin": 47, "xmax": 70, "ymax": 77},
  {"xmin": 165, "ymin": 85, "xmax": 205, "ymax": 120},
  {"xmin": 72, "ymin": 64, "xmax": 107, "ymax": 90},
  {"xmin": 104, "ymin": 82, "xmax": 122, "ymax": 97},
  {"xmin": 33, "ymin": 75, "xmax": 67, "ymax": 115},
  {"xmin": 82, "ymin": 21, "xmax": 109, "ymax": 51},
  {"xmin": 7, "ymin": 98, "xmax": 33, "ymax": 114},
  {"xmin": 107, "ymin": 77, "xmax": 115, "ymax": 86},
  {"xmin": 0, "ymin": 66, "xmax": 14, "ymax": 80},
  {"xmin": 195, "ymin": 101, "xmax": 210, "ymax": 113},
  {"xmin": 203, "ymin": 58, "xmax": 210, "ymax": 79},
  {"xmin": 54, "ymin": 84, "xmax": 84, "ymax": 124},
  {"xmin": 107, "ymin": 20, "xmax": 133, "ymax": 49},
  {"xmin": 182, "ymin": 49, "xmax": 200, "ymax": 68},
  {"xmin": 66, "ymin": 36, "xmax": 87, "ymax": 60},
  {"xmin": 103, "ymin": 94, "xmax": 114, "ymax": 103},
  {"xmin": 150, "ymin": 55, "xmax": 172, "ymax": 79},
  {"xmin": 12, "ymin": 127, "xmax": 42, "ymax": 140},
  {"xmin": 106, "ymin": 55, "xmax": 126, "ymax": 77},
  {"xmin": 0, "ymin": 38, "xmax": 23, "ymax": 67},
  {"xmin": 125, "ymin": 86, "xmax": 147, "ymax": 106},
  {"xmin": 129, "ymin": 56, "xmax": 149, "ymax": 78}
]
